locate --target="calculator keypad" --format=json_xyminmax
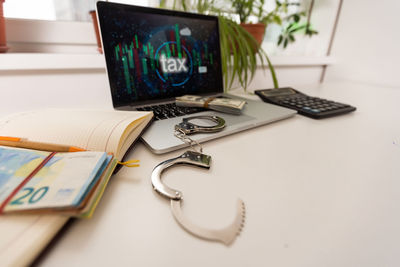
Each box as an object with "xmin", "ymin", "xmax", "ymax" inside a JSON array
[
  {"xmin": 278, "ymin": 96, "xmax": 350, "ymax": 114},
  {"xmin": 255, "ymin": 88, "xmax": 356, "ymax": 119}
]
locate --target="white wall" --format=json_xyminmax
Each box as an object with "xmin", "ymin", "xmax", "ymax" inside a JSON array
[
  {"xmin": 0, "ymin": 69, "xmax": 113, "ymax": 116},
  {"xmin": 325, "ymin": 0, "xmax": 400, "ymax": 87}
]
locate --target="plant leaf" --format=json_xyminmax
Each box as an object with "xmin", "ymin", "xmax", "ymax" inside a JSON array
[
  {"xmin": 278, "ymin": 35, "xmax": 283, "ymax": 45},
  {"xmin": 273, "ymin": 15, "xmax": 282, "ymax": 25}
]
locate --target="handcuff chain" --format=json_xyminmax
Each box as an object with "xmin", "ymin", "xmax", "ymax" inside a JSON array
[
  {"xmin": 174, "ymin": 128, "xmax": 203, "ymax": 153},
  {"xmin": 174, "ymin": 115, "xmax": 226, "ymax": 153}
]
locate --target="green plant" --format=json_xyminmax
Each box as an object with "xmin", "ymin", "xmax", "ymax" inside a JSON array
[
  {"xmin": 160, "ymin": 0, "xmax": 316, "ymax": 91},
  {"xmin": 277, "ymin": 0, "xmax": 318, "ymax": 48},
  {"xmin": 230, "ymin": 0, "xmax": 318, "ymax": 48},
  {"xmin": 218, "ymin": 16, "xmax": 278, "ymax": 90},
  {"xmin": 232, "ymin": 0, "xmax": 291, "ymax": 24}
]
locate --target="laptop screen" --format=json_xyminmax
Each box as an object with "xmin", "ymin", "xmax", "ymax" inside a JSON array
[{"xmin": 97, "ymin": 2, "xmax": 224, "ymax": 108}]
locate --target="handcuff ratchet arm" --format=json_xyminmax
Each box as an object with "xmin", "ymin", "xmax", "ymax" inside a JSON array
[{"xmin": 151, "ymin": 151, "xmax": 211, "ymax": 200}]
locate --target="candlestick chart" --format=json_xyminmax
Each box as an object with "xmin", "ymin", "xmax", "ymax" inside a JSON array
[{"xmin": 111, "ymin": 23, "xmax": 219, "ymax": 101}]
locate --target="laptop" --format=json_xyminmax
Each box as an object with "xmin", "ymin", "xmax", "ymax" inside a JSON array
[{"xmin": 96, "ymin": 1, "xmax": 296, "ymax": 154}]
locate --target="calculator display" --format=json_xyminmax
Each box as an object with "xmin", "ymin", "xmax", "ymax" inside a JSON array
[{"xmin": 261, "ymin": 88, "xmax": 296, "ymax": 97}]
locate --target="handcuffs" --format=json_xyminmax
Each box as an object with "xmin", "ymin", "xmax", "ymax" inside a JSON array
[
  {"xmin": 151, "ymin": 115, "xmax": 245, "ymax": 245},
  {"xmin": 175, "ymin": 115, "xmax": 226, "ymax": 135}
]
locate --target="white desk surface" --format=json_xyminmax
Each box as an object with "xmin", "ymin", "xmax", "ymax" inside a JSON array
[{"xmin": 4, "ymin": 81, "xmax": 400, "ymax": 266}]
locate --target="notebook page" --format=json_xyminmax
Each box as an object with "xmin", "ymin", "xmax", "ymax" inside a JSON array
[
  {"xmin": 0, "ymin": 215, "xmax": 68, "ymax": 266},
  {"xmin": 85, "ymin": 111, "xmax": 152, "ymax": 159},
  {"xmin": 113, "ymin": 115, "xmax": 152, "ymax": 159},
  {"xmin": 0, "ymin": 109, "xmax": 152, "ymax": 159}
]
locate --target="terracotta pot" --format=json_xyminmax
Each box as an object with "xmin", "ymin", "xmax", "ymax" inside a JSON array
[
  {"xmin": 0, "ymin": 0, "xmax": 8, "ymax": 53},
  {"xmin": 89, "ymin": 10, "xmax": 103, "ymax": 54},
  {"xmin": 240, "ymin": 23, "xmax": 266, "ymax": 46}
]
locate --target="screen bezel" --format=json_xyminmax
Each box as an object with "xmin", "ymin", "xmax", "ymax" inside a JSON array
[{"xmin": 96, "ymin": 1, "xmax": 224, "ymax": 108}]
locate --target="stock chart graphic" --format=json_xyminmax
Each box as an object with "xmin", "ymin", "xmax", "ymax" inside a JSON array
[{"xmin": 99, "ymin": 6, "xmax": 222, "ymax": 106}]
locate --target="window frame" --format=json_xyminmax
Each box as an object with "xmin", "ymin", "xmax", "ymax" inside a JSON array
[{"xmin": 1, "ymin": 18, "xmax": 334, "ymax": 71}]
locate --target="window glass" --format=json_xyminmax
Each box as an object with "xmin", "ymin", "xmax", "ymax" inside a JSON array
[{"xmin": 3, "ymin": 0, "xmax": 153, "ymax": 21}]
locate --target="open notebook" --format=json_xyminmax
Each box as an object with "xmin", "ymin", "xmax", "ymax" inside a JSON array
[
  {"xmin": 0, "ymin": 108, "xmax": 152, "ymax": 266},
  {"xmin": 0, "ymin": 215, "xmax": 67, "ymax": 266},
  {"xmin": 0, "ymin": 109, "xmax": 153, "ymax": 161}
]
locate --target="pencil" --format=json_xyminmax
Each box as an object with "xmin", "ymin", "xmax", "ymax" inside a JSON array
[{"xmin": 0, "ymin": 136, "xmax": 86, "ymax": 152}]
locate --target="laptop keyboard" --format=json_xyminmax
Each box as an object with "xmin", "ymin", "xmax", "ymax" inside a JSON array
[{"xmin": 136, "ymin": 103, "xmax": 205, "ymax": 121}]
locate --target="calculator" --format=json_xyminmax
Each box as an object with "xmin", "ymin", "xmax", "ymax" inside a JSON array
[{"xmin": 255, "ymin": 87, "xmax": 356, "ymax": 119}]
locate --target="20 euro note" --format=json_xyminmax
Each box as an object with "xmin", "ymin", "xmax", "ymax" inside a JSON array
[
  {"xmin": 176, "ymin": 95, "xmax": 246, "ymax": 115},
  {"xmin": 0, "ymin": 145, "xmax": 111, "ymax": 215}
]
